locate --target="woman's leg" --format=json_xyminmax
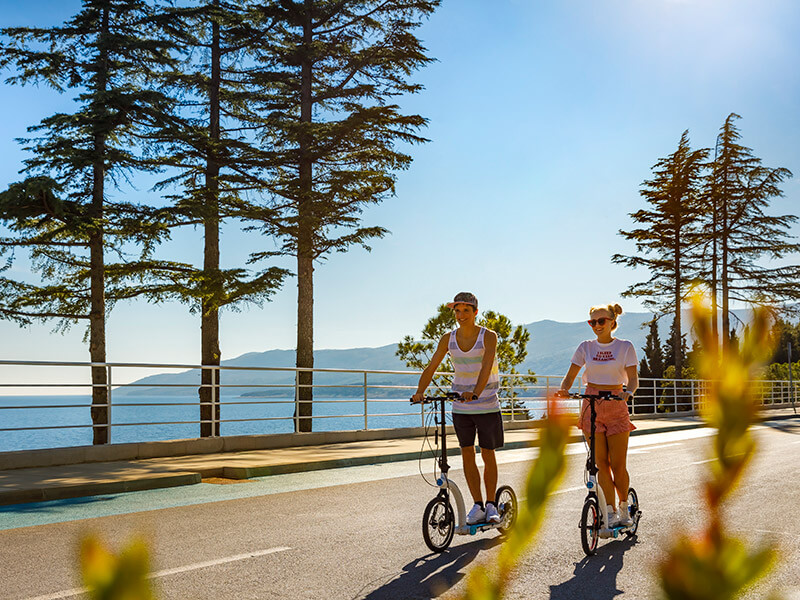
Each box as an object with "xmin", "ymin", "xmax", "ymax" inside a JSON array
[
  {"xmin": 592, "ymin": 431, "xmax": 616, "ymax": 511},
  {"xmin": 607, "ymin": 431, "xmax": 630, "ymax": 503}
]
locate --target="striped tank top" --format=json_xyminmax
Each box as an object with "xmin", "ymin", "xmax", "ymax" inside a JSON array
[{"xmin": 449, "ymin": 327, "xmax": 501, "ymax": 414}]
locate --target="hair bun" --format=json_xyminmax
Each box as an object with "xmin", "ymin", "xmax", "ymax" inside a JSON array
[{"xmin": 613, "ymin": 303, "xmax": 623, "ymax": 316}]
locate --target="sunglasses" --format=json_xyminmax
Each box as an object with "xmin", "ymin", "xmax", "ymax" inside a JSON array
[{"xmin": 587, "ymin": 317, "xmax": 614, "ymax": 327}]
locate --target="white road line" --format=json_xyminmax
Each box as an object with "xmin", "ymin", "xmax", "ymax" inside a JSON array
[
  {"xmin": 746, "ymin": 529, "xmax": 800, "ymax": 541},
  {"xmin": 553, "ymin": 485, "xmax": 586, "ymax": 495},
  {"xmin": 24, "ymin": 547, "xmax": 291, "ymax": 600},
  {"xmin": 691, "ymin": 458, "xmax": 717, "ymax": 465},
  {"xmin": 635, "ymin": 442, "xmax": 682, "ymax": 451},
  {"xmin": 151, "ymin": 547, "xmax": 291, "ymax": 578}
]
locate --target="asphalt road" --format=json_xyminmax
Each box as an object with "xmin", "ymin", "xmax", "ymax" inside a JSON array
[{"xmin": 1, "ymin": 419, "xmax": 799, "ymax": 600}]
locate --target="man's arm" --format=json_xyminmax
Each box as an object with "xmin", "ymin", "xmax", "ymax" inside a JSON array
[{"xmin": 411, "ymin": 334, "xmax": 450, "ymax": 402}]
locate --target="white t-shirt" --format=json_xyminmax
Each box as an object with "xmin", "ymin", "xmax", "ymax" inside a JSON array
[{"xmin": 571, "ymin": 338, "xmax": 638, "ymax": 386}]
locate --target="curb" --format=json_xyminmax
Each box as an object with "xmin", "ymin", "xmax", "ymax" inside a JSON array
[
  {"xmin": 1, "ymin": 413, "xmax": 795, "ymax": 506},
  {"xmin": 0, "ymin": 472, "xmax": 200, "ymax": 507}
]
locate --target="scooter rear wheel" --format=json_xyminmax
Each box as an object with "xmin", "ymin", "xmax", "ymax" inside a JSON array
[
  {"xmin": 496, "ymin": 484, "xmax": 517, "ymax": 534},
  {"xmin": 580, "ymin": 497, "xmax": 600, "ymax": 556},
  {"xmin": 422, "ymin": 495, "xmax": 455, "ymax": 553}
]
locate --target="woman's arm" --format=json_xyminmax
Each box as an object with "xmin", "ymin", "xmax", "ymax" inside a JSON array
[
  {"xmin": 623, "ymin": 365, "xmax": 639, "ymax": 401},
  {"xmin": 560, "ymin": 363, "xmax": 582, "ymax": 393}
]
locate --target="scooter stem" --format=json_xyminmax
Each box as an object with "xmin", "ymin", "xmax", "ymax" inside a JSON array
[{"xmin": 439, "ymin": 475, "xmax": 467, "ymax": 528}]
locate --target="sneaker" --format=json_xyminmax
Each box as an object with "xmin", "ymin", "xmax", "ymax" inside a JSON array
[
  {"xmin": 618, "ymin": 501, "xmax": 634, "ymax": 527},
  {"xmin": 606, "ymin": 505, "xmax": 620, "ymax": 527},
  {"xmin": 466, "ymin": 503, "xmax": 486, "ymax": 525},
  {"xmin": 485, "ymin": 502, "xmax": 501, "ymax": 524}
]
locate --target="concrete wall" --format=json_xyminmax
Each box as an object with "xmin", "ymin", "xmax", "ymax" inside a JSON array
[{"xmin": 0, "ymin": 420, "xmax": 540, "ymax": 471}]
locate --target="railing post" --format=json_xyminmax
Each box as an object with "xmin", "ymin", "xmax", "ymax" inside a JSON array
[
  {"xmin": 106, "ymin": 364, "xmax": 113, "ymax": 443},
  {"xmin": 545, "ymin": 375, "xmax": 551, "ymax": 420},
  {"xmin": 211, "ymin": 367, "xmax": 217, "ymax": 437},
  {"xmin": 294, "ymin": 370, "xmax": 300, "ymax": 433},
  {"xmin": 363, "ymin": 371, "xmax": 368, "ymax": 430},
  {"xmin": 509, "ymin": 375, "xmax": 515, "ymax": 422},
  {"xmin": 672, "ymin": 379, "xmax": 677, "ymax": 412},
  {"xmin": 652, "ymin": 379, "xmax": 661, "ymax": 414}
]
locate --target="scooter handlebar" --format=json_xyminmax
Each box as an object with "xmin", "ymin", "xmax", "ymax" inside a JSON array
[
  {"xmin": 555, "ymin": 390, "xmax": 623, "ymax": 401},
  {"xmin": 410, "ymin": 391, "xmax": 461, "ymax": 405}
]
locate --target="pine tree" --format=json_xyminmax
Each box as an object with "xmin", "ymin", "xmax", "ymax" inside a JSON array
[
  {"xmin": 0, "ymin": 0, "xmax": 180, "ymax": 444},
  {"xmin": 663, "ymin": 318, "xmax": 688, "ymax": 376},
  {"xmin": 701, "ymin": 113, "xmax": 798, "ymax": 356},
  {"xmin": 246, "ymin": 0, "xmax": 440, "ymax": 432},
  {"xmin": 396, "ymin": 305, "xmax": 536, "ymax": 415},
  {"xmin": 639, "ymin": 355, "xmax": 652, "ymax": 380},
  {"xmin": 641, "ymin": 318, "xmax": 665, "ymax": 379},
  {"xmin": 769, "ymin": 318, "xmax": 800, "ymax": 364},
  {"xmin": 151, "ymin": 1, "xmax": 290, "ymax": 436},
  {"xmin": 613, "ymin": 131, "xmax": 708, "ymax": 377}
]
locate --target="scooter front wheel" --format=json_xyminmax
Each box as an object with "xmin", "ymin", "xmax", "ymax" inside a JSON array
[
  {"xmin": 580, "ymin": 497, "xmax": 600, "ymax": 556},
  {"xmin": 625, "ymin": 487, "xmax": 640, "ymax": 537},
  {"xmin": 422, "ymin": 495, "xmax": 455, "ymax": 553}
]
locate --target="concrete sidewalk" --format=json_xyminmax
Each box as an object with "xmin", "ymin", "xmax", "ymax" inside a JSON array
[{"xmin": 1, "ymin": 410, "xmax": 796, "ymax": 506}]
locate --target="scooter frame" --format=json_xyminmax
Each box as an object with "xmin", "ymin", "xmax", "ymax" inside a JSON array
[
  {"xmin": 412, "ymin": 392, "xmax": 517, "ymax": 553},
  {"xmin": 567, "ymin": 390, "xmax": 642, "ymax": 555}
]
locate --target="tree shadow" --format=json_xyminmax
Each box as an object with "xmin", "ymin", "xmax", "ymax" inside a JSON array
[
  {"xmin": 549, "ymin": 536, "xmax": 637, "ymax": 600},
  {"xmin": 760, "ymin": 418, "xmax": 800, "ymax": 435},
  {"xmin": 0, "ymin": 495, "xmax": 116, "ymax": 514},
  {"xmin": 354, "ymin": 535, "xmax": 503, "ymax": 600}
]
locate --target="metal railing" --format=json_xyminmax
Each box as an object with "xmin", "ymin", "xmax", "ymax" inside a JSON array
[{"xmin": 0, "ymin": 360, "xmax": 796, "ymax": 451}]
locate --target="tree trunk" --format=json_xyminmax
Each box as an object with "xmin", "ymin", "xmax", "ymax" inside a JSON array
[
  {"xmin": 89, "ymin": 208, "xmax": 108, "ymax": 445},
  {"xmin": 295, "ymin": 0, "xmax": 314, "ymax": 433},
  {"xmin": 721, "ymin": 189, "xmax": 730, "ymax": 359},
  {"xmin": 673, "ymin": 232, "xmax": 682, "ymax": 379},
  {"xmin": 90, "ymin": 7, "xmax": 110, "ymax": 445},
  {"xmin": 711, "ymin": 192, "xmax": 719, "ymax": 355},
  {"xmin": 200, "ymin": 8, "xmax": 222, "ymax": 437}
]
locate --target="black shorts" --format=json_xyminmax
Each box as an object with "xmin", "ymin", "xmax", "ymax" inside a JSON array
[{"xmin": 452, "ymin": 411, "xmax": 504, "ymax": 450}]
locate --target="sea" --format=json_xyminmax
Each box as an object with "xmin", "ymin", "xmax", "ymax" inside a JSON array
[{"xmin": 0, "ymin": 394, "xmax": 560, "ymax": 452}]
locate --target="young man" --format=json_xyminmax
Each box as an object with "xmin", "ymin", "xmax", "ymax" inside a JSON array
[{"xmin": 411, "ymin": 292, "xmax": 504, "ymax": 525}]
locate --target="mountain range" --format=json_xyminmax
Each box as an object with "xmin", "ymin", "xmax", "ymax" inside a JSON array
[{"xmin": 122, "ymin": 309, "xmax": 753, "ymax": 397}]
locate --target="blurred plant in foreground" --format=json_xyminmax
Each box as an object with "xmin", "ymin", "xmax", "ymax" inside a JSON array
[
  {"xmin": 80, "ymin": 534, "xmax": 154, "ymax": 600},
  {"xmin": 454, "ymin": 395, "xmax": 571, "ymax": 600},
  {"xmin": 658, "ymin": 296, "xmax": 782, "ymax": 600}
]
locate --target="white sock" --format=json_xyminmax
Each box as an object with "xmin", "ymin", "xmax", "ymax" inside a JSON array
[
  {"xmin": 619, "ymin": 501, "xmax": 628, "ymax": 515},
  {"xmin": 607, "ymin": 504, "xmax": 616, "ymax": 522}
]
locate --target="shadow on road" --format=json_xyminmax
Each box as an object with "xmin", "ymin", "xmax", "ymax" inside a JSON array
[
  {"xmin": 0, "ymin": 495, "xmax": 116, "ymax": 514},
  {"xmin": 354, "ymin": 536, "xmax": 503, "ymax": 600},
  {"xmin": 549, "ymin": 536, "xmax": 638, "ymax": 600},
  {"xmin": 761, "ymin": 418, "xmax": 800, "ymax": 435}
]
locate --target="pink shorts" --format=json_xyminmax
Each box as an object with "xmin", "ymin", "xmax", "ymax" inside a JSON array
[{"xmin": 578, "ymin": 386, "xmax": 636, "ymax": 437}]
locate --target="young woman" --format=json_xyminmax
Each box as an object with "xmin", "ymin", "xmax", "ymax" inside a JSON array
[
  {"xmin": 411, "ymin": 292, "xmax": 504, "ymax": 525},
  {"xmin": 558, "ymin": 303, "xmax": 638, "ymax": 530}
]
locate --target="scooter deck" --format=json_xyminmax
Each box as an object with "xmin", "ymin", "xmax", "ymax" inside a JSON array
[{"xmin": 462, "ymin": 520, "xmax": 503, "ymax": 535}]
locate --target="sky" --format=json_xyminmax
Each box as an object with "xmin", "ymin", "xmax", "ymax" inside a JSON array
[{"xmin": 0, "ymin": 0, "xmax": 798, "ymax": 375}]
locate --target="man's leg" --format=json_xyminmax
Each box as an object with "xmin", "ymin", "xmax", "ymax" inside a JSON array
[
  {"xmin": 480, "ymin": 447, "xmax": 498, "ymax": 503},
  {"xmin": 461, "ymin": 445, "xmax": 483, "ymax": 503}
]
